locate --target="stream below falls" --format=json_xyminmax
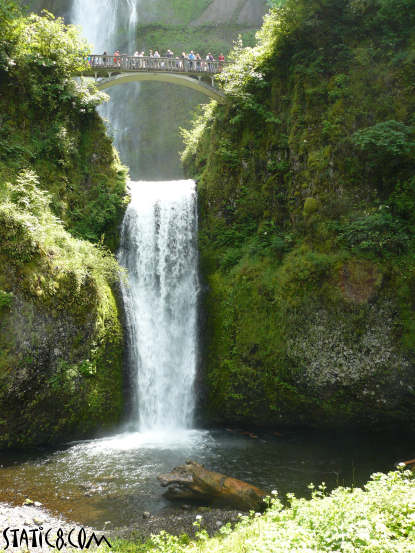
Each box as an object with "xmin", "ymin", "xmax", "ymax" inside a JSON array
[{"xmin": 0, "ymin": 428, "xmax": 411, "ymax": 529}]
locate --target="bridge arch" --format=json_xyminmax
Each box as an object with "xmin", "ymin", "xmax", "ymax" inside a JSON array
[{"xmin": 95, "ymin": 72, "xmax": 226, "ymax": 103}]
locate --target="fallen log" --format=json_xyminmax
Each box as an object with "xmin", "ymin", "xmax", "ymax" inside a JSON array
[{"xmin": 158, "ymin": 460, "xmax": 267, "ymax": 511}]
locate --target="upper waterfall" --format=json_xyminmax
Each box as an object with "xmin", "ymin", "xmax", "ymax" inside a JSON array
[
  {"xmin": 71, "ymin": 0, "xmax": 141, "ymax": 167},
  {"xmin": 71, "ymin": 0, "xmax": 138, "ymax": 52}
]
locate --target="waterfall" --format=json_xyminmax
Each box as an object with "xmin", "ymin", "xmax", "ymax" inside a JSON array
[
  {"xmin": 71, "ymin": 0, "xmax": 140, "ymax": 167},
  {"xmin": 71, "ymin": 0, "xmax": 138, "ymax": 52},
  {"xmin": 118, "ymin": 181, "xmax": 199, "ymax": 431},
  {"xmin": 71, "ymin": 1, "xmax": 200, "ymax": 432}
]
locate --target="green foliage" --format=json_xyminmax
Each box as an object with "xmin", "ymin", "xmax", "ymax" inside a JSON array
[
  {"xmin": 128, "ymin": 0, "xmax": 211, "ymax": 26},
  {"xmin": 390, "ymin": 177, "xmax": 415, "ymax": 230},
  {"xmin": 0, "ymin": 290, "xmax": 13, "ymax": 310},
  {"xmin": 351, "ymin": 120, "xmax": 415, "ymax": 160},
  {"xmin": 0, "ymin": 9, "xmax": 127, "ymax": 449},
  {"xmin": 3, "ymin": 10, "xmax": 107, "ymax": 115},
  {"xmin": 0, "ymin": 0, "xmax": 21, "ymax": 69},
  {"xmin": 11, "ymin": 10, "xmax": 89, "ymax": 75},
  {"xmin": 8, "ymin": 169, "xmax": 50, "ymax": 215},
  {"xmin": 335, "ymin": 207, "xmax": 410, "ymax": 256},
  {"xmin": 0, "ymin": 168, "xmax": 125, "ymax": 449},
  {"xmin": 0, "ymin": 9, "xmax": 128, "ymax": 249},
  {"xmin": 133, "ymin": 24, "xmax": 238, "ymax": 57},
  {"xmin": 184, "ymin": 0, "xmax": 415, "ymax": 429},
  {"xmin": 0, "ymin": 169, "xmax": 121, "ymax": 292}
]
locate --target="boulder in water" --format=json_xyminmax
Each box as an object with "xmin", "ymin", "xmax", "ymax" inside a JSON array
[{"xmin": 158, "ymin": 461, "xmax": 267, "ymax": 511}]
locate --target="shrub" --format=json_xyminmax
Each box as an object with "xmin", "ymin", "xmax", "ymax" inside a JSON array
[
  {"xmin": 351, "ymin": 120, "xmax": 415, "ymax": 161},
  {"xmin": 0, "ymin": 290, "xmax": 13, "ymax": 310},
  {"xmin": 335, "ymin": 207, "xmax": 410, "ymax": 256}
]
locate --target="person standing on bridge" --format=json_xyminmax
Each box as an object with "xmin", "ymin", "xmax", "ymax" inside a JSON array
[
  {"xmin": 166, "ymin": 49, "xmax": 174, "ymax": 69},
  {"xmin": 133, "ymin": 51, "xmax": 139, "ymax": 69},
  {"xmin": 181, "ymin": 52, "xmax": 187, "ymax": 71},
  {"xmin": 154, "ymin": 50, "xmax": 161, "ymax": 69},
  {"xmin": 218, "ymin": 53, "xmax": 225, "ymax": 71},
  {"xmin": 188, "ymin": 50, "xmax": 195, "ymax": 70},
  {"xmin": 207, "ymin": 52, "xmax": 214, "ymax": 72}
]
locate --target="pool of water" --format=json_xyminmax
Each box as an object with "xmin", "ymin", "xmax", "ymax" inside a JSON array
[{"xmin": 0, "ymin": 428, "xmax": 411, "ymax": 528}]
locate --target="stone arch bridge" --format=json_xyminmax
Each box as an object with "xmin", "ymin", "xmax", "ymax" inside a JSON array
[{"xmin": 79, "ymin": 55, "xmax": 227, "ymax": 103}]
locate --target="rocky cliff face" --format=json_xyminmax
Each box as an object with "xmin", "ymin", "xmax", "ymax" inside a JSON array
[
  {"xmin": 192, "ymin": 0, "xmax": 266, "ymax": 26},
  {"xmin": 184, "ymin": 0, "xmax": 415, "ymax": 430}
]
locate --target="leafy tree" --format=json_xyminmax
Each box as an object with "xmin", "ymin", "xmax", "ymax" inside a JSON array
[{"xmin": 11, "ymin": 11, "xmax": 90, "ymax": 79}]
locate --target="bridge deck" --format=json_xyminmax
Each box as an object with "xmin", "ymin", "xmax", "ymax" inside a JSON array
[{"xmin": 83, "ymin": 55, "xmax": 228, "ymax": 76}]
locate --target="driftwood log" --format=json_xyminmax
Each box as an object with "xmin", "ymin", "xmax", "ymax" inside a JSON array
[{"xmin": 158, "ymin": 460, "xmax": 267, "ymax": 511}]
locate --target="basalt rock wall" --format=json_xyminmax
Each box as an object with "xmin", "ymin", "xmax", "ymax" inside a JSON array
[{"xmin": 183, "ymin": 0, "xmax": 415, "ymax": 431}]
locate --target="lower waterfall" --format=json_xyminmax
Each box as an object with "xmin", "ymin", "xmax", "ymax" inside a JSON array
[{"xmin": 118, "ymin": 180, "xmax": 199, "ymax": 431}]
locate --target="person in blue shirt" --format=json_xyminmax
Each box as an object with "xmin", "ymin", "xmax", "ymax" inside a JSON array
[{"xmin": 188, "ymin": 50, "xmax": 195, "ymax": 70}]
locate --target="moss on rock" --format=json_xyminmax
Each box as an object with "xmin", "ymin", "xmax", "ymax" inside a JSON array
[
  {"xmin": 0, "ymin": 10, "xmax": 128, "ymax": 448},
  {"xmin": 184, "ymin": 0, "xmax": 415, "ymax": 430}
]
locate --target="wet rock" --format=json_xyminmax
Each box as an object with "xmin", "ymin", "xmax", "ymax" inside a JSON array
[
  {"xmin": 158, "ymin": 461, "xmax": 267, "ymax": 511},
  {"xmin": 142, "ymin": 511, "xmax": 151, "ymax": 519}
]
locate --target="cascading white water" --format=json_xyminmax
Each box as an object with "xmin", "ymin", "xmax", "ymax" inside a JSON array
[
  {"xmin": 118, "ymin": 181, "xmax": 199, "ymax": 431},
  {"xmin": 71, "ymin": 0, "xmax": 137, "ymax": 52}
]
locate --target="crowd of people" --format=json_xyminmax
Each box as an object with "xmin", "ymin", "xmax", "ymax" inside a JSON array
[{"xmin": 90, "ymin": 49, "xmax": 226, "ymax": 72}]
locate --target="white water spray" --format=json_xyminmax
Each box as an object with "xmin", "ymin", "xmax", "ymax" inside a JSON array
[{"xmin": 118, "ymin": 181, "xmax": 199, "ymax": 431}]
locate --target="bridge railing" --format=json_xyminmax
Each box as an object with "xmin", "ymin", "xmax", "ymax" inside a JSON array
[{"xmin": 87, "ymin": 55, "xmax": 229, "ymax": 75}]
